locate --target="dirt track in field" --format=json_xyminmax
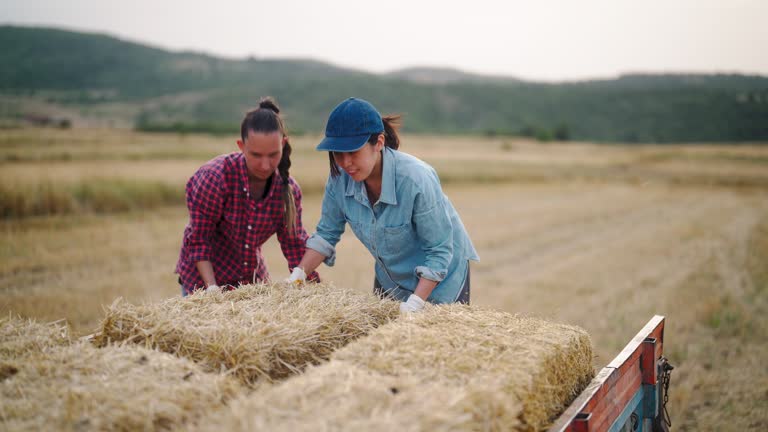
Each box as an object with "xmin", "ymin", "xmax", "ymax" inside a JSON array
[{"xmin": 460, "ymin": 184, "xmax": 764, "ymax": 354}]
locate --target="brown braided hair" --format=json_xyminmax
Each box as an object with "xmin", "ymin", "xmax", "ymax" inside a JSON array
[{"xmin": 240, "ymin": 97, "xmax": 297, "ymax": 234}]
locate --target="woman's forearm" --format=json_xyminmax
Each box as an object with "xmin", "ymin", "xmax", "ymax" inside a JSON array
[
  {"xmin": 296, "ymin": 249, "xmax": 327, "ymax": 275},
  {"xmin": 413, "ymin": 277, "xmax": 438, "ymax": 301},
  {"xmin": 195, "ymin": 261, "xmax": 217, "ymax": 287}
]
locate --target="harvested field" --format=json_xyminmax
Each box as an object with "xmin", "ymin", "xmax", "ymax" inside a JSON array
[
  {"xmin": 3, "ymin": 130, "xmax": 768, "ymax": 430},
  {"xmin": 195, "ymin": 306, "xmax": 594, "ymax": 431},
  {"xmin": 0, "ymin": 318, "xmax": 240, "ymax": 432},
  {"xmin": 95, "ymin": 283, "xmax": 400, "ymax": 385}
]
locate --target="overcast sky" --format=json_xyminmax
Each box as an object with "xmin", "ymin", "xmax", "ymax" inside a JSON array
[{"xmin": 2, "ymin": 0, "xmax": 766, "ymax": 81}]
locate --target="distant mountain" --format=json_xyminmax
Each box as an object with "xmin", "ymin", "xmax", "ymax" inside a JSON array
[
  {"xmin": 2, "ymin": 25, "xmax": 767, "ymax": 142},
  {"xmin": 0, "ymin": 26, "xmax": 367, "ymax": 97},
  {"xmin": 386, "ymin": 67, "xmax": 522, "ymax": 85}
]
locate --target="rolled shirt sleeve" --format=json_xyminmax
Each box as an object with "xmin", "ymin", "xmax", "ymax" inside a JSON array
[
  {"xmin": 411, "ymin": 172, "xmax": 453, "ymax": 282},
  {"xmin": 306, "ymin": 177, "xmax": 347, "ymax": 267},
  {"xmin": 184, "ymin": 168, "xmax": 224, "ymax": 263}
]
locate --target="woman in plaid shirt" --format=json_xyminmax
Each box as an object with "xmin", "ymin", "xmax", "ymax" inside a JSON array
[{"xmin": 176, "ymin": 97, "xmax": 318, "ymax": 295}]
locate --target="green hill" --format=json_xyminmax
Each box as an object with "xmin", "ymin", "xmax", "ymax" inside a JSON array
[{"xmin": 2, "ymin": 25, "xmax": 767, "ymax": 142}]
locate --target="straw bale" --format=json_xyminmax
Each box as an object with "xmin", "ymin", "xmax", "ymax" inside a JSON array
[
  {"xmin": 194, "ymin": 305, "xmax": 593, "ymax": 431},
  {"xmin": 0, "ymin": 342, "xmax": 241, "ymax": 431},
  {"xmin": 195, "ymin": 360, "xmax": 521, "ymax": 432},
  {"xmin": 94, "ymin": 283, "xmax": 400, "ymax": 386},
  {"xmin": 0, "ymin": 315, "xmax": 70, "ymax": 359},
  {"xmin": 333, "ymin": 305, "xmax": 594, "ymax": 430}
]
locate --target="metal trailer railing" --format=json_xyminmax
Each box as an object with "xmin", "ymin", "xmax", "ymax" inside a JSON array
[{"xmin": 548, "ymin": 315, "xmax": 673, "ymax": 432}]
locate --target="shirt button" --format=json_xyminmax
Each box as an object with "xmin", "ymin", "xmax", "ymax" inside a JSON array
[
  {"xmin": 248, "ymin": 225, "xmax": 252, "ymax": 230},
  {"xmin": 244, "ymin": 262, "xmax": 248, "ymax": 266},
  {"xmin": 243, "ymin": 187, "xmax": 247, "ymax": 192},
  {"xmin": 245, "ymin": 244, "xmax": 249, "ymax": 249}
]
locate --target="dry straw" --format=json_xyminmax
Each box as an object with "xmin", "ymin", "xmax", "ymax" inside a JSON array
[
  {"xmin": 195, "ymin": 305, "xmax": 594, "ymax": 432},
  {"xmin": 1, "ymin": 315, "xmax": 71, "ymax": 360},
  {"xmin": 196, "ymin": 360, "xmax": 516, "ymax": 431},
  {"xmin": 0, "ymin": 316, "xmax": 241, "ymax": 431},
  {"xmin": 95, "ymin": 283, "xmax": 400, "ymax": 386},
  {"xmin": 333, "ymin": 306, "xmax": 595, "ymax": 430}
]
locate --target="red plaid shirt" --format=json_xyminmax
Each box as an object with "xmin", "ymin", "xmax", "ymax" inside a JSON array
[{"xmin": 176, "ymin": 152, "xmax": 318, "ymax": 294}]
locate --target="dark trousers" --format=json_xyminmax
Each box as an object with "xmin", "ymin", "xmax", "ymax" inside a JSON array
[{"xmin": 373, "ymin": 265, "xmax": 470, "ymax": 304}]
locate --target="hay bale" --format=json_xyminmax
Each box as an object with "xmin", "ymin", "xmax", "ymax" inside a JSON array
[
  {"xmin": 194, "ymin": 360, "xmax": 519, "ymax": 432},
  {"xmin": 333, "ymin": 306, "xmax": 595, "ymax": 430},
  {"xmin": 95, "ymin": 283, "xmax": 400, "ymax": 386},
  {"xmin": 196, "ymin": 360, "xmax": 521, "ymax": 431},
  {"xmin": 0, "ymin": 315, "xmax": 70, "ymax": 359},
  {"xmin": 195, "ymin": 305, "xmax": 594, "ymax": 431},
  {"xmin": 0, "ymin": 342, "xmax": 241, "ymax": 431}
]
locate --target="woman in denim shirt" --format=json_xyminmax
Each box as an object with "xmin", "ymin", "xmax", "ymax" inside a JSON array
[{"xmin": 288, "ymin": 98, "xmax": 479, "ymax": 313}]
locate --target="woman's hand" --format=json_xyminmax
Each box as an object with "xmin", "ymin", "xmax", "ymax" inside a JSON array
[
  {"xmin": 204, "ymin": 284, "xmax": 222, "ymax": 295},
  {"xmin": 284, "ymin": 267, "xmax": 307, "ymax": 285},
  {"xmin": 287, "ymin": 249, "xmax": 327, "ymax": 284},
  {"xmin": 400, "ymin": 294, "xmax": 426, "ymax": 314}
]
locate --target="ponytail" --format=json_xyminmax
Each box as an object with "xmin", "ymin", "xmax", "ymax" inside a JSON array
[
  {"xmin": 241, "ymin": 96, "xmax": 297, "ymax": 234},
  {"xmin": 329, "ymin": 114, "xmax": 402, "ymax": 177},
  {"xmin": 278, "ymin": 140, "xmax": 297, "ymax": 234},
  {"xmin": 378, "ymin": 115, "xmax": 401, "ymax": 150}
]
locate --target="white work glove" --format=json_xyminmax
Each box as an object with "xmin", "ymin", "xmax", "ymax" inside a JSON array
[
  {"xmin": 284, "ymin": 267, "xmax": 307, "ymax": 285},
  {"xmin": 400, "ymin": 294, "xmax": 426, "ymax": 314},
  {"xmin": 204, "ymin": 284, "xmax": 222, "ymax": 295}
]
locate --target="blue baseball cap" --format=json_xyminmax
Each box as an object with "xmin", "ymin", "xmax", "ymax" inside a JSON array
[{"xmin": 317, "ymin": 97, "xmax": 384, "ymax": 152}]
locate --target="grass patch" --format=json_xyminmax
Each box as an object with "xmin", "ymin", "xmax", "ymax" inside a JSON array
[
  {"xmin": 747, "ymin": 217, "xmax": 768, "ymax": 295},
  {"xmin": 687, "ymin": 152, "xmax": 768, "ymax": 166},
  {"xmin": 0, "ymin": 150, "xmax": 221, "ymax": 162},
  {"xmin": 673, "ymin": 213, "xmax": 768, "ymax": 430},
  {"xmin": 704, "ymin": 293, "xmax": 752, "ymax": 337},
  {"xmin": 72, "ymin": 179, "xmax": 181, "ymax": 212},
  {"xmin": 0, "ymin": 178, "xmax": 183, "ymax": 218}
]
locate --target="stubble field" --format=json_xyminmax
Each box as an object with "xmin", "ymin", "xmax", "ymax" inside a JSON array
[{"xmin": 1, "ymin": 128, "xmax": 767, "ymax": 430}]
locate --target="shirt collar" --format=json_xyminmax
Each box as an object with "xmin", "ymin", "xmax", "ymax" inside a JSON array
[
  {"xmin": 379, "ymin": 147, "xmax": 397, "ymax": 205},
  {"xmin": 343, "ymin": 147, "xmax": 398, "ymax": 206}
]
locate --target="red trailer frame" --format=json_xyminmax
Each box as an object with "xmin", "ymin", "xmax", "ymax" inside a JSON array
[{"xmin": 548, "ymin": 315, "xmax": 672, "ymax": 432}]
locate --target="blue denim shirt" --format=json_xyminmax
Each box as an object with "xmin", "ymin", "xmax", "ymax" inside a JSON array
[{"xmin": 306, "ymin": 147, "xmax": 479, "ymax": 303}]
